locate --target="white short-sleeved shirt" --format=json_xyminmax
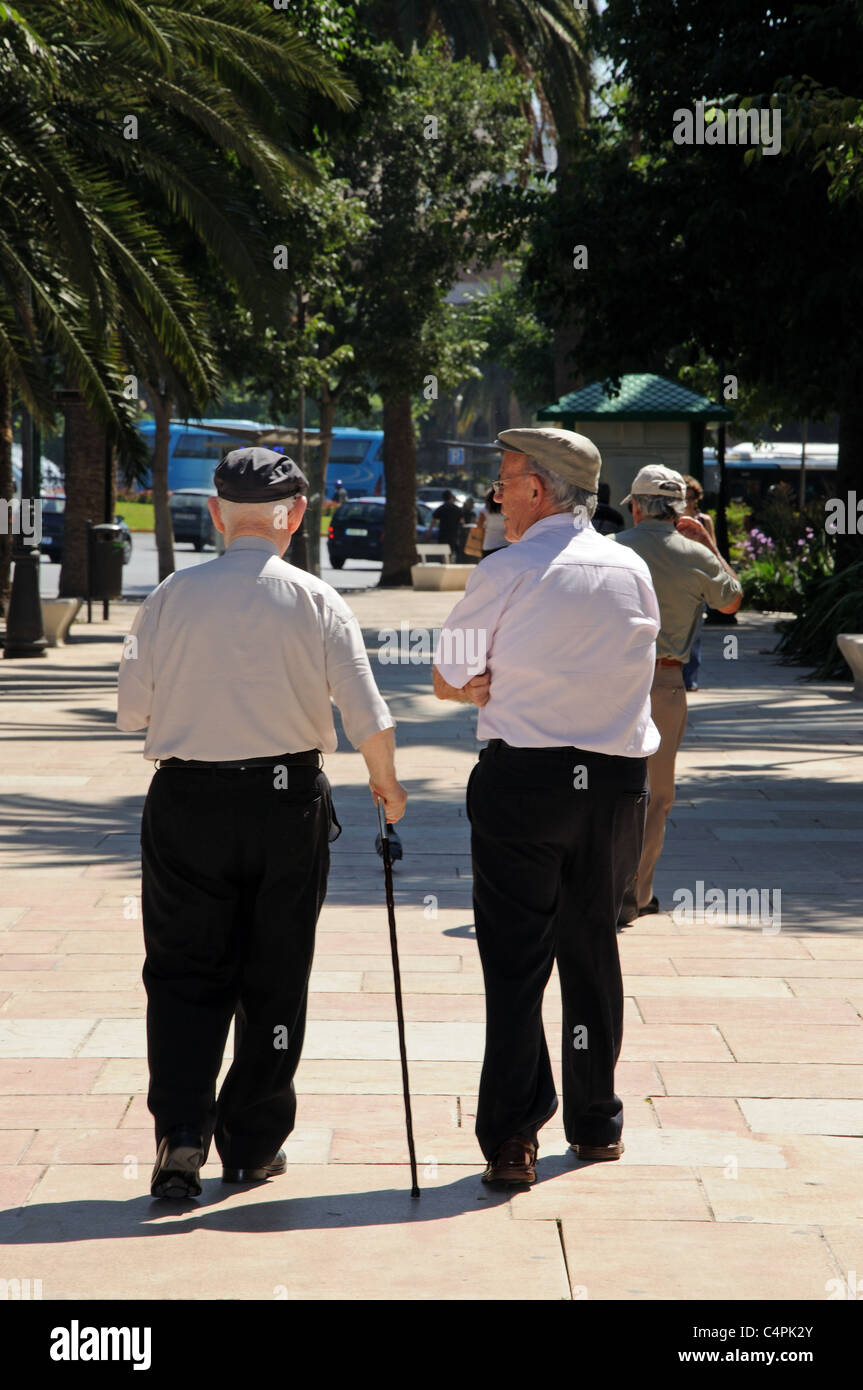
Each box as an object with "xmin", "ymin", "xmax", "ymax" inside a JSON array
[
  {"xmin": 117, "ymin": 536, "xmax": 394, "ymax": 761},
  {"xmin": 434, "ymin": 512, "xmax": 661, "ymax": 756}
]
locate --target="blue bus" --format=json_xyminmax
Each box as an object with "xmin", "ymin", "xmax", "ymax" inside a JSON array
[
  {"xmin": 134, "ymin": 419, "xmax": 385, "ymax": 498},
  {"xmin": 321, "ymin": 428, "xmax": 384, "ymax": 499},
  {"xmin": 703, "ymin": 443, "xmax": 838, "ymax": 506}
]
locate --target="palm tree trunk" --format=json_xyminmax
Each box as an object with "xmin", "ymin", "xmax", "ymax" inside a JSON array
[
  {"xmin": 0, "ymin": 369, "xmax": 13, "ymax": 619},
  {"xmin": 380, "ymin": 392, "xmax": 418, "ymax": 587},
  {"xmin": 148, "ymin": 388, "xmax": 175, "ymax": 583},
  {"xmin": 59, "ymin": 399, "xmax": 105, "ymax": 598}
]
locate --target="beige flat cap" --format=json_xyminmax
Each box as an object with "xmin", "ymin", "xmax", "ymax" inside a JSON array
[
  {"xmin": 497, "ymin": 427, "xmax": 602, "ymax": 492},
  {"xmin": 620, "ymin": 464, "xmax": 686, "ymax": 505}
]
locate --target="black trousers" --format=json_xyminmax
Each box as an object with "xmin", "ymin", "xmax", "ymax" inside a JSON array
[
  {"xmin": 140, "ymin": 761, "xmax": 335, "ymax": 1168},
  {"xmin": 467, "ymin": 739, "xmax": 648, "ymax": 1160}
]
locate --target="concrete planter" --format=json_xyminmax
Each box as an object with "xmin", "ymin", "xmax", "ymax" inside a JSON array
[
  {"xmin": 410, "ymin": 564, "xmax": 473, "ymax": 591},
  {"xmin": 837, "ymin": 634, "xmax": 863, "ymax": 699},
  {"xmin": 41, "ymin": 597, "xmax": 84, "ymax": 646}
]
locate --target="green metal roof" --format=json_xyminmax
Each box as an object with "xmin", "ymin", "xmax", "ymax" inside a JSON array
[{"xmin": 537, "ymin": 373, "xmax": 733, "ymax": 423}]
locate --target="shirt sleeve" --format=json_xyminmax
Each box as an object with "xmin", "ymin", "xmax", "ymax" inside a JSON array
[
  {"xmin": 636, "ymin": 567, "xmax": 662, "ymax": 636},
  {"xmin": 323, "ymin": 605, "xmax": 395, "ymax": 749},
  {"xmin": 694, "ymin": 552, "xmax": 742, "ymax": 610},
  {"xmin": 116, "ymin": 589, "xmax": 162, "ymax": 731},
  {"xmin": 433, "ymin": 565, "xmax": 506, "ymax": 688}
]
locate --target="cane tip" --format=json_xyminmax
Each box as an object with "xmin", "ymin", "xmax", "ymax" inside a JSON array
[{"xmin": 410, "ymin": 1186, "xmax": 421, "ymax": 1199}]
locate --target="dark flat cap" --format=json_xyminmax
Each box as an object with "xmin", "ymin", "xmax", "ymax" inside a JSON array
[{"xmin": 214, "ymin": 447, "xmax": 308, "ymax": 502}]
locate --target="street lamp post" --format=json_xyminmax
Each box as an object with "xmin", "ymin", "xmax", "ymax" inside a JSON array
[{"xmin": 3, "ymin": 402, "xmax": 47, "ymax": 658}]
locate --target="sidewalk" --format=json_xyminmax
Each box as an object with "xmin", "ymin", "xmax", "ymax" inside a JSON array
[{"xmin": 1, "ymin": 596, "xmax": 862, "ymax": 1300}]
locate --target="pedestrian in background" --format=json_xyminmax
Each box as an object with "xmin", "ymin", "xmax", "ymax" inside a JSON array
[
  {"xmin": 593, "ymin": 481, "xmax": 626, "ymax": 536},
  {"xmin": 430, "ymin": 489, "xmax": 464, "ymax": 560},
  {"xmin": 680, "ymin": 475, "xmax": 716, "ymax": 691},
  {"xmin": 614, "ymin": 465, "xmax": 741, "ymax": 923},
  {"xmin": 476, "ymin": 486, "xmax": 509, "ymax": 557},
  {"xmin": 117, "ymin": 447, "xmax": 407, "ymax": 1199}
]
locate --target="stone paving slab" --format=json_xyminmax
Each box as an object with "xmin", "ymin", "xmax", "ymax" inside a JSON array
[
  {"xmin": 0, "ymin": 1020, "xmax": 95, "ymax": 1056},
  {"xmin": 558, "ymin": 1220, "xmax": 838, "ymax": 1301},
  {"xmin": 658, "ymin": 1063, "xmax": 863, "ymax": 1098},
  {"xmin": 636, "ymin": 998, "xmax": 861, "ymax": 1025},
  {"xmin": 737, "ymin": 1099, "xmax": 863, "ymax": 1135},
  {"xmin": 0, "ymin": 601, "xmax": 862, "ymax": 1300},
  {"xmin": 700, "ymin": 1170, "xmax": 863, "ymax": 1226}
]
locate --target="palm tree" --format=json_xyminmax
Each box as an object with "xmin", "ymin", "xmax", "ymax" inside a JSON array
[
  {"xmin": 364, "ymin": 0, "xmax": 595, "ymax": 158},
  {"xmin": 0, "ymin": 1, "xmax": 357, "ymax": 606}
]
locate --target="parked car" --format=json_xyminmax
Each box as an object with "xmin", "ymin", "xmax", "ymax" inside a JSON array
[
  {"xmin": 168, "ymin": 488, "xmax": 218, "ymax": 550},
  {"xmin": 39, "ymin": 497, "xmax": 133, "ymax": 565},
  {"xmin": 327, "ymin": 497, "xmax": 435, "ymax": 569}
]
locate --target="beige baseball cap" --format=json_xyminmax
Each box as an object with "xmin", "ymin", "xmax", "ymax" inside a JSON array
[
  {"xmin": 496, "ymin": 427, "xmax": 602, "ymax": 492},
  {"xmin": 621, "ymin": 464, "xmax": 686, "ymax": 506}
]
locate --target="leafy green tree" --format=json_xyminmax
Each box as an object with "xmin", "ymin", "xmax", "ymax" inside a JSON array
[
  {"xmin": 360, "ymin": 0, "xmax": 595, "ymax": 158},
  {"xmin": 326, "ymin": 41, "xmax": 531, "ymax": 583},
  {"xmin": 456, "ymin": 260, "xmax": 555, "ymax": 430},
  {"xmin": 206, "ymin": 152, "xmax": 372, "ymax": 576},
  {"xmin": 522, "ymin": 0, "xmax": 863, "ymax": 572}
]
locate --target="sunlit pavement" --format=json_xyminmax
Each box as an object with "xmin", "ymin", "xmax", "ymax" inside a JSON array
[{"xmin": 1, "ymin": 598, "xmax": 862, "ymax": 1300}]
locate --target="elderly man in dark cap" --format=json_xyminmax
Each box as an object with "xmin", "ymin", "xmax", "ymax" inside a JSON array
[
  {"xmin": 433, "ymin": 428, "xmax": 661, "ymax": 1184},
  {"xmin": 118, "ymin": 447, "xmax": 407, "ymax": 1199}
]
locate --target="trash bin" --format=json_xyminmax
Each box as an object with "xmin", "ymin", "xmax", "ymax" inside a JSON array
[{"xmin": 88, "ymin": 522, "xmax": 124, "ymax": 600}]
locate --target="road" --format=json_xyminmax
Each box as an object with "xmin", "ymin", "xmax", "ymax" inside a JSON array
[{"xmin": 38, "ymin": 534, "xmax": 381, "ymax": 600}]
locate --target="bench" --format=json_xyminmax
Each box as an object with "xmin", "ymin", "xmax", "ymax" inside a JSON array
[
  {"xmin": 41, "ymin": 597, "xmax": 84, "ymax": 646},
  {"xmin": 837, "ymin": 634, "xmax": 863, "ymax": 699},
  {"xmin": 414, "ymin": 543, "xmax": 453, "ymax": 565}
]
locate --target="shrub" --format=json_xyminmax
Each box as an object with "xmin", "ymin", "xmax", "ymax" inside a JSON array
[
  {"xmin": 777, "ymin": 560, "xmax": 863, "ymax": 678},
  {"xmin": 738, "ymin": 523, "xmax": 833, "ymax": 614}
]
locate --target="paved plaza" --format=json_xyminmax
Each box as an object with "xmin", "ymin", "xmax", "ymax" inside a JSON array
[{"xmin": 1, "ymin": 595, "xmax": 862, "ymax": 1300}]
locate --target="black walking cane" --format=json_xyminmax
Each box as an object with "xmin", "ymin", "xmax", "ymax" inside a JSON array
[{"xmin": 376, "ymin": 798, "xmax": 420, "ymax": 1198}]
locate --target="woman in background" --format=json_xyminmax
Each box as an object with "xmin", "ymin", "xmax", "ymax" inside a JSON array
[
  {"xmin": 680, "ymin": 474, "xmax": 715, "ymax": 691},
  {"xmin": 476, "ymin": 487, "xmax": 509, "ymax": 558}
]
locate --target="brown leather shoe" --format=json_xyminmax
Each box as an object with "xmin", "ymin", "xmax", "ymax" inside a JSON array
[
  {"xmin": 481, "ymin": 1135, "xmax": 537, "ymax": 1185},
  {"xmin": 570, "ymin": 1140, "xmax": 624, "ymax": 1161}
]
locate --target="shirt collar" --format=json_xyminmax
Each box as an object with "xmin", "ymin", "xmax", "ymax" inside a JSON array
[
  {"xmin": 225, "ymin": 535, "xmax": 282, "ymax": 555},
  {"xmin": 636, "ymin": 518, "xmax": 676, "ymax": 533},
  {"xmin": 522, "ymin": 511, "xmax": 591, "ymax": 542}
]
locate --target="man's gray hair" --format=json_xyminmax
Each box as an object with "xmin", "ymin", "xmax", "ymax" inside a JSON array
[
  {"xmin": 217, "ymin": 496, "xmax": 297, "ymax": 533},
  {"xmin": 634, "ymin": 492, "xmax": 685, "ymax": 519},
  {"xmin": 529, "ymin": 460, "xmax": 598, "ymax": 519}
]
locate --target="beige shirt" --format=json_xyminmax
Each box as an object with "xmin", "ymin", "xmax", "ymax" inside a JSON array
[
  {"xmin": 116, "ymin": 536, "xmax": 394, "ymax": 761},
  {"xmin": 614, "ymin": 519, "xmax": 742, "ymax": 662}
]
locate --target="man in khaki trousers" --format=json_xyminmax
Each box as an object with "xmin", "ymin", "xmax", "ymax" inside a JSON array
[{"xmin": 614, "ymin": 466, "xmax": 742, "ymax": 922}]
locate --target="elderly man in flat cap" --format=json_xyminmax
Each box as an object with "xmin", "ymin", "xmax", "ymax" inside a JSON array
[
  {"xmin": 614, "ymin": 465, "xmax": 742, "ymax": 923},
  {"xmin": 433, "ymin": 428, "xmax": 661, "ymax": 1183},
  {"xmin": 117, "ymin": 447, "xmax": 407, "ymax": 1199}
]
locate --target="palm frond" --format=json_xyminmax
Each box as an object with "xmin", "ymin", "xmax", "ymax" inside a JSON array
[{"xmin": 86, "ymin": 0, "xmax": 173, "ymax": 71}]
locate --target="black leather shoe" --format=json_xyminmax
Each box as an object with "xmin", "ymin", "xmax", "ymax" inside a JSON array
[
  {"xmin": 639, "ymin": 896, "xmax": 660, "ymax": 916},
  {"xmin": 150, "ymin": 1126, "xmax": 206, "ymax": 1199},
  {"xmin": 222, "ymin": 1148, "xmax": 287, "ymax": 1183}
]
